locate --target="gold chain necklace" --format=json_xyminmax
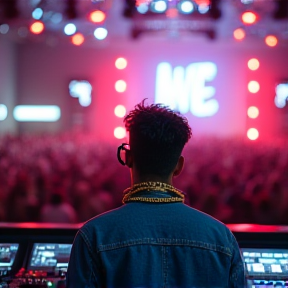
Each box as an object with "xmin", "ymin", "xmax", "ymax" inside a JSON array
[{"xmin": 122, "ymin": 181, "xmax": 184, "ymax": 204}]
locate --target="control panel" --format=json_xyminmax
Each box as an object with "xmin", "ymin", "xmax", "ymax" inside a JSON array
[{"xmin": 0, "ymin": 223, "xmax": 287, "ymax": 287}]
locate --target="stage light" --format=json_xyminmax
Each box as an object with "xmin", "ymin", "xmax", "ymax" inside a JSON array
[
  {"xmin": 242, "ymin": 11, "xmax": 257, "ymax": 24},
  {"xmin": 233, "ymin": 28, "xmax": 245, "ymax": 41},
  {"xmin": 115, "ymin": 80, "xmax": 127, "ymax": 93},
  {"xmin": 89, "ymin": 10, "xmax": 106, "ymax": 23},
  {"xmin": 69, "ymin": 80, "xmax": 92, "ymax": 107},
  {"xmin": 178, "ymin": 0, "xmax": 194, "ymax": 14},
  {"xmin": 71, "ymin": 33, "xmax": 84, "ymax": 46},
  {"xmin": 265, "ymin": 35, "xmax": 278, "ymax": 47},
  {"xmin": 275, "ymin": 83, "xmax": 288, "ymax": 108},
  {"xmin": 198, "ymin": 4, "xmax": 210, "ymax": 14},
  {"xmin": 137, "ymin": 2, "xmax": 149, "ymax": 14},
  {"xmin": 64, "ymin": 23, "xmax": 76, "ymax": 35},
  {"xmin": 0, "ymin": 104, "xmax": 8, "ymax": 121},
  {"xmin": 247, "ymin": 128, "xmax": 259, "ymax": 140},
  {"xmin": 114, "ymin": 127, "xmax": 126, "ymax": 139},
  {"xmin": 32, "ymin": 8, "xmax": 43, "ymax": 20},
  {"xmin": 94, "ymin": 27, "xmax": 108, "ymax": 40},
  {"xmin": 248, "ymin": 81, "xmax": 260, "ymax": 93},
  {"xmin": 248, "ymin": 58, "xmax": 259, "ymax": 70},
  {"xmin": 247, "ymin": 106, "xmax": 259, "ymax": 119},
  {"xmin": 115, "ymin": 58, "xmax": 127, "ymax": 70},
  {"xmin": 0, "ymin": 24, "xmax": 9, "ymax": 34},
  {"xmin": 151, "ymin": 0, "xmax": 168, "ymax": 13},
  {"xmin": 13, "ymin": 105, "xmax": 61, "ymax": 122},
  {"xmin": 30, "ymin": 21, "xmax": 44, "ymax": 34},
  {"xmin": 241, "ymin": 0, "xmax": 253, "ymax": 4},
  {"xmin": 114, "ymin": 105, "xmax": 126, "ymax": 118}
]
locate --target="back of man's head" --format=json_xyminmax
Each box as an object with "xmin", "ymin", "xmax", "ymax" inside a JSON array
[{"xmin": 124, "ymin": 101, "xmax": 192, "ymax": 178}]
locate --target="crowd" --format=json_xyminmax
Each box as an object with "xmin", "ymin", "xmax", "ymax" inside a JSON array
[{"xmin": 0, "ymin": 133, "xmax": 287, "ymax": 225}]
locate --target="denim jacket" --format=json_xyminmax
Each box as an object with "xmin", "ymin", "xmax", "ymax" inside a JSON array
[{"xmin": 66, "ymin": 191, "xmax": 245, "ymax": 288}]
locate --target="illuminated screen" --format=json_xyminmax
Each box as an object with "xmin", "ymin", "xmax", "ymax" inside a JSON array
[
  {"xmin": 242, "ymin": 248, "xmax": 288, "ymax": 276},
  {"xmin": 29, "ymin": 243, "xmax": 72, "ymax": 270},
  {"xmin": 0, "ymin": 243, "xmax": 19, "ymax": 269}
]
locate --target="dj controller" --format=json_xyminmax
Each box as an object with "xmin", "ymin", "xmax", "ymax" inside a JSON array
[{"xmin": 0, "ymin": 222, "xmax": 287, "ymax": 287}]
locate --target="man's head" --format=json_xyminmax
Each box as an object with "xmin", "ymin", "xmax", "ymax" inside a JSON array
[{"xmin": 123, "ymin": 101, "xmax": 192, "ymax": 180}]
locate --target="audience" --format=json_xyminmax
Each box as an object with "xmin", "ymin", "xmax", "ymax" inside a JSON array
[{"xmin": 0, "ymin": 133, "xmax": 287, "ymax": 225}]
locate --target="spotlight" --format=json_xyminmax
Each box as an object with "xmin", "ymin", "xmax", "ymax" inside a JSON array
[
  {"xmin": 151, "ymin": 0, "xmax": 168, "ymax": 13},
  {"xmin": 178, "ymin": 0, "xmax": 195, "ymax": 14},
  {"xmin": 30, "ymin": 21, "xmax": 44, "ymax": 34},
  {"xmin": 89, "ymin": 10, "xmax": 106, "ymax": 23},
  {"xmin": 64, "ymin": 23, "xmax": 77, "ymax": 36},
  {"xmin": 233, "ymin": 28, "xmax": 245, "ymax": 41},
  {"xmin": 71, "ymin": 33, "xmax": 84, "ymax": 46},
  {"xmin": 94, "ymin": 27, "xmax": 108, "ymax": 40},
  {"xmin": 265, "ymin": 35, "xmax": 278, "ymax": 47},
  {"xmin": 32, "ymin": 8, "xmax": 43, "ymax": 20},
  {"xmin": 242, "ymin": 11, "xmax": 257, "ymax": 25}
]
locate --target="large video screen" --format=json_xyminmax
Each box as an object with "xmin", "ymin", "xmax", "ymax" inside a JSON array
[
  {"xmin": 242, "ymin": 248, "xmax": 288, "ymax": 276},
  {"xmin": 0, "ymin": 243, "xmax": 19, "ymax": 269},
  {"xmin": 29, "ymin": 243, "xmax": 72, "ymax": 270}
]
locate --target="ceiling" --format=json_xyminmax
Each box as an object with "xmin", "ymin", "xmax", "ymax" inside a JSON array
[{"xmin": 0, "ymin": 0, "xmax": 288, "ymax": 46}]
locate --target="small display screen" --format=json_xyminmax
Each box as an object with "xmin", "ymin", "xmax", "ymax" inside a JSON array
[
  {"xmin": 29, "ymin": 243, "xmax": 72, "ymax": 270},
  {"xmin": 0, "ymin": 243, "xmax": 19, "ymax": 269},
  {"xmin": 242, "ymin": 248, "xmax": 288, "ymax": 276}
]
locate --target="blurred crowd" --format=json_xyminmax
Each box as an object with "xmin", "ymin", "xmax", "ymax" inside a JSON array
[{"xmin": 0, "ymin": 133, "xmax": 288, "ymax": 225}]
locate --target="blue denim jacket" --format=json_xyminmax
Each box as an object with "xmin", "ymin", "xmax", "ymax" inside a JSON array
[{"xmin": 67, "ymin": 192, "xmax": 244, "ymax": 288}]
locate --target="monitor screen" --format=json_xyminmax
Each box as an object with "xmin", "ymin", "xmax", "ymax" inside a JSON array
[
  {"xmin": 242, "ymin": 248, "xmax": 288, "ymax": 277},
  {"xmin": 29, "ymin": 243, "xmax": 72, "ymax": 270},
  {"xmin": 0, "ymin": 243, "xmax": 19, "ymax": 269}
]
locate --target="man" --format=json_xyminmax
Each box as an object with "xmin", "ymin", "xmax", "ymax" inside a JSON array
[{"xmin": 67, "ymin": 101, "xmax": 245, "ymax": 288}]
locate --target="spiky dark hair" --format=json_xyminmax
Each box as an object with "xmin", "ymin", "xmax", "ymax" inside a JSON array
[{"xmin": 124, "ymin": 100, "xmax": 192, "ymax": 177}]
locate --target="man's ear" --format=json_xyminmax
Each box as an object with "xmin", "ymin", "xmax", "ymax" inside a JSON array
[
  {"xmin": 125, "ymin": 150, "xmax": 133, "ymax": 168},
  {"xmin": 173, "ymin": 156, "xmax": 184, "ymax": 177}
]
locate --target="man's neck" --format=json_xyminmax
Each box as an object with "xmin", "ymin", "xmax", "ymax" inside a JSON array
[{"xmin": 131, "ymin": 174, "xmax": 173, "ymax": 186}]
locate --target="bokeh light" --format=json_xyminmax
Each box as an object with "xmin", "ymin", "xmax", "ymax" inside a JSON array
[
  {"xmin": 0, "ymin": 24, "xmax": 9, "ymax": 34},
  {"xmin": 247, "ymin": 106, "xmax": 259, "ymax": 119},
  {"xmin": 115, "ymin": 80, "xmax": 127, "ymax": 93},
  {"xmin": 114, "ymin": 127, "xmax": 126, "ymax": 139},
  {"xmin": 64, "ymin": 23, "xmax": 76, "ymax": 35},
  {"xmin": 247, "ymin": 58, "xmax": 260, "ymax": 70},
  {"xmin": 0, "ymin": 104, "xmax": 8, "ymax": 121},
  {"xmin": 248, "ymin": 81, "xmax": 260, "ymax": 93},
  {"xmin": 32, "ymin": 8, "xmax": 43, "ymax": 20},
  {"xmin": 94, "ymin": 27, "xmax": 108, "ymax": 40},
  {"xmin": 114, "ymin": 105, "xmax": 126, "ymax": 118},
  {"xmin": 233, "ymin": 28, "xmax": 245, "ymax": 41},
  {"xmin": 265, "ymin": 35, "xmax": 278, "ymax": 47},
  {"xmin": 89, "ymin": 10, "xmax": 106, "ymax": 23},
  {"xmin": 247, "ymin": 128, "xmax": 259, "ymax": 140},
  {"xmin": 30, "ymin": 21, "xmax": 44, "ymax": 34},
  {"xmin": 242, "ymin": 11, "xmax": 257, "ymax": 24},
  {"xmin": 115, "ymin": 58, "xmax": 127, "ymax": 70},
  {"xmin": 71, "ymin": 33, "xmax": 84, "ymax": 46}
]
